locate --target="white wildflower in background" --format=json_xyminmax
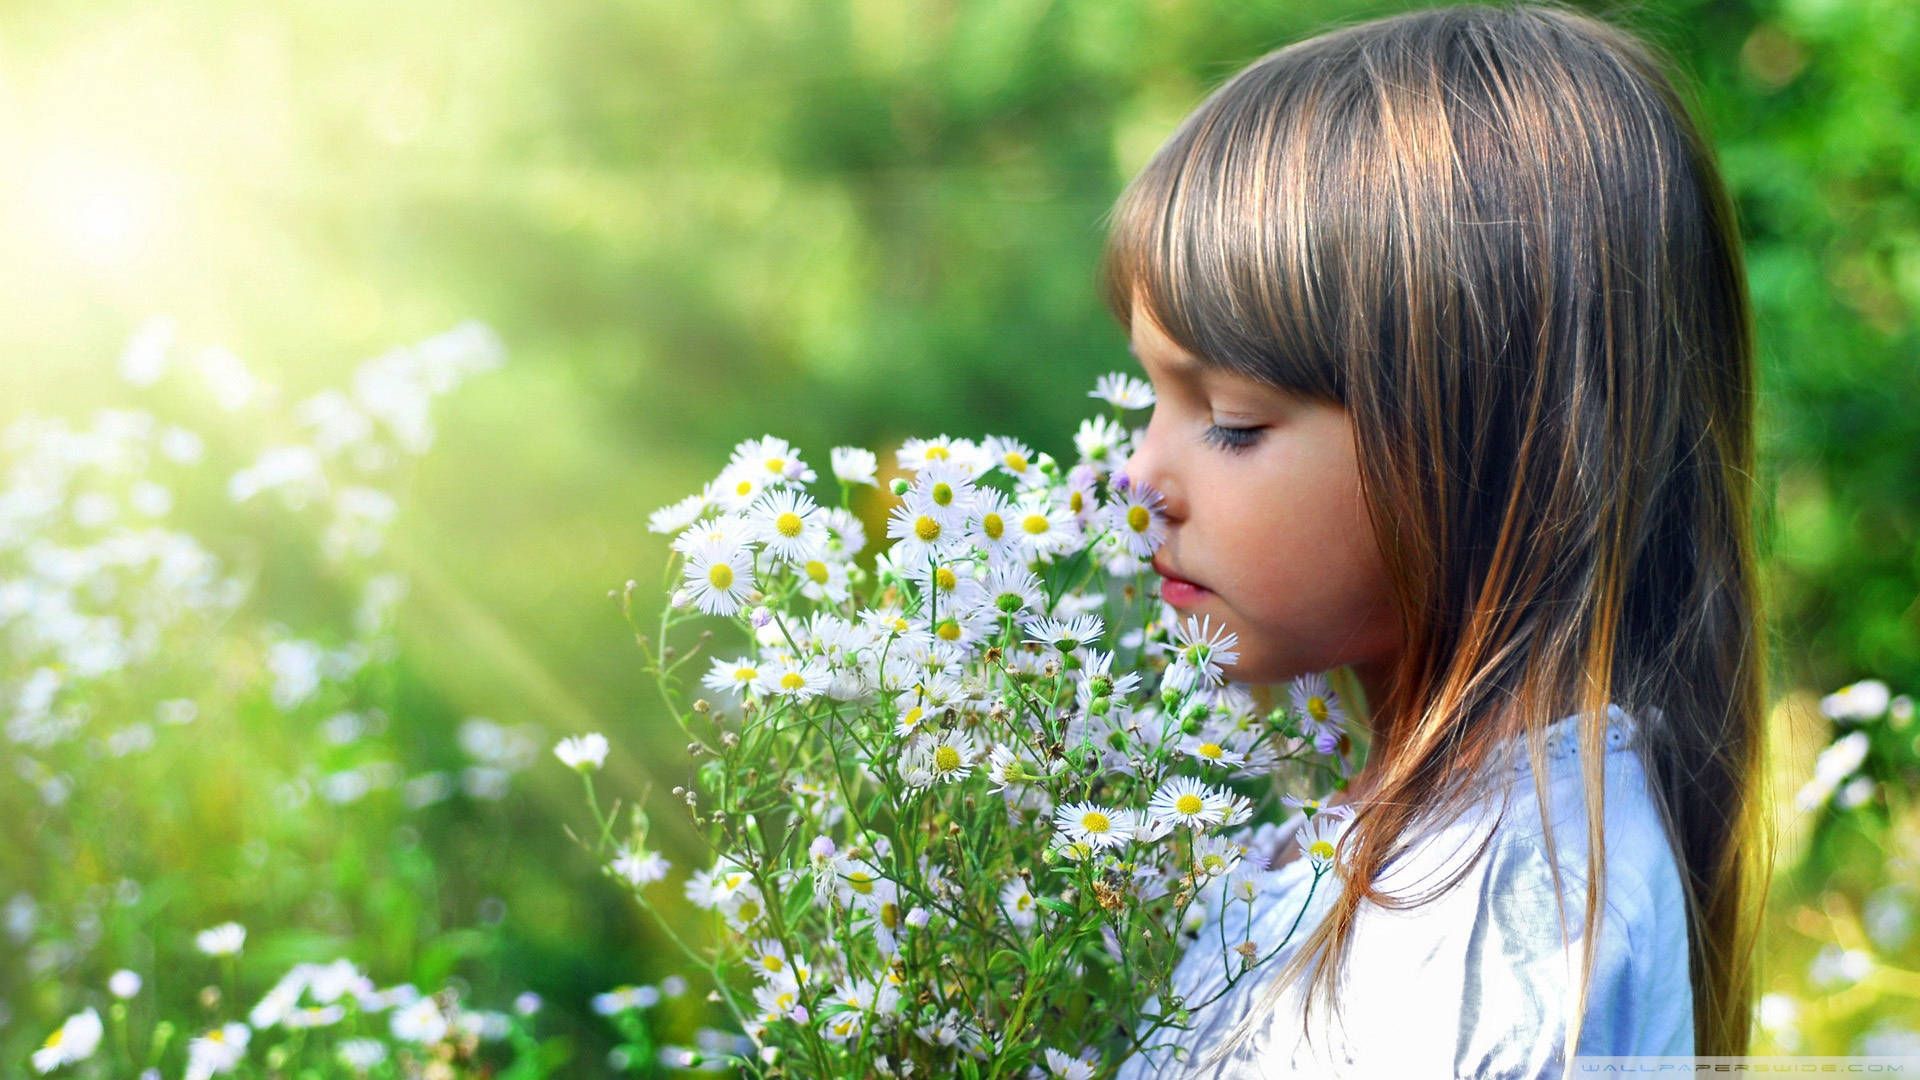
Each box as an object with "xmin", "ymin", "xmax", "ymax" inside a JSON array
[
  {"xmin": 554, "ymin": 733, "xmax": 609, "ymax": 772},
  {"xmin": 196, "ymin": 921, "xmax": 246, "ymax": 957},
  {"xmin": 999, "ymin": 878, "xmax": 1039, "ymax": 929},
  {"xmin": 762, "ymin": 656, "xmax": 830, "ymax": 703},
  {"xmin": 593, "ymin": 984, "xmax": 662, "ymax": 1015},
  {"xmin": 185, "ymin": 1022, "xmax": 250, "ymax": 1079},
  {"xmin": 729, "ymin": 435, "xmax": 815, "ymax": 485},
  {"xmin": 1297, "ymin": 805, "xmax": 1356, "ymax": 872},
  {"xmin": 884, "ymin": 492, "xmax": 962, "ymax": 567},
  {"xmin": 1105, "ymin": 480, "xmax": 1167, "ymax": 560},
  {"xmin": 1009, "ymin": 493, "xmax": 1079, "ymax": 560},
  {"xmin": 33, "ymin": 1008, "xmax": 102, "ymax": 1074},
  {"xmin": 109, "ymin": 969, "xmax": 143, "ymax": 998},
  {"xmin": 390, "ymin": 997, "xmax": 449, "ymax": 1044},
  {"xmin": 983, "ymin": 435, "xmax": 1041, "ymax": 486},
  {"xmin": 1040, "ymin": 1046, "xmax": 1100, "ymax": 1080},
  {"xmin": 1821, "ymin": 679, "xmax": 1891, "ymax": 722},
  {"xmin": 1795, "ymin": 730, "xmax": 1871, "ymax": 812},
  {"xmin": 611, "ymin": 845, "xmax": 670, "ymax": 886},
  {"xmin": 830, "ymin": 446, "xmax": 878, "ymax": 487},
  {"xmin": 702, "ymin": 656, "xmax": 764, "ymax": 705},
  {"xmin": 336, "ymin": 1039, "xmax": 388, "ymax": 1071},
  {"xmin": 1025, "ymin": 614, "xmax": 1104, "ymax": 655},
  {"xmin": 1089, "ymin": 373, "xmax": 1155, "ymax": 411}
]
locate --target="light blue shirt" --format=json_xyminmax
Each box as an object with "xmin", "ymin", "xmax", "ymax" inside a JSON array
[{"xmin": 1117, "ymin": 704, "xmax": 1693, "ymax": 1078}]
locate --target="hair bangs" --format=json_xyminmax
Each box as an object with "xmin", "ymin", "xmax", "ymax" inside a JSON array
[{"xmin": 1097, "ymin": 44, "xmax": 1367, "ymax": 406}]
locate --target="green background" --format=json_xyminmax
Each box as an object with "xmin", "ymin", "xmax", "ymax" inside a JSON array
[{"xmin": 3, "ymin": 0, "xmax": 1916, "ymax": 1069}]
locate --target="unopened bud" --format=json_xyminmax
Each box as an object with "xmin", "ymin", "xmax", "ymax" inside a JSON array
[
  {"xmin": 889, "ymin": 478, "xmax": 911, "ymax": 496},
  {"xmin": 692, "ymin": 699, "xmax": 711, "ymax": 714}
]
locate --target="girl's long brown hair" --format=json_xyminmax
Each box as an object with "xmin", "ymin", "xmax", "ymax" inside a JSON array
[{"xmin": 1098, "ymin": 0, "xmax": 1772, "ymax": 1063}]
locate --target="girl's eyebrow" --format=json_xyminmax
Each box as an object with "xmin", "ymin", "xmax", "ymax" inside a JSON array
[{"xmin": 1128, "ymin": 339, "xmax": 1200, "ymax": 378}]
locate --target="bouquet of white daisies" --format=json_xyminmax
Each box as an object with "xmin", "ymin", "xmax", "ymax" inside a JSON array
[{"xmin": 560, "ymin": 373, "xmax": 1360, "ymax": 1078}]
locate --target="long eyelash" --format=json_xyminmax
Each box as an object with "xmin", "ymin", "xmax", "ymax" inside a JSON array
[{"xmin": 1202, "ymin": 424, "xmax": 1264, "ymax": 453}]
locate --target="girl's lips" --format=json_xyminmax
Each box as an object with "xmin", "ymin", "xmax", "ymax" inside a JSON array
[{"xmin": 1154, "ymin": 567, "xmax": 1211, "ymax": 607}]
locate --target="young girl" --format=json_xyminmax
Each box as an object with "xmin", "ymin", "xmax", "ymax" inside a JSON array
[{"xmin": 1102, "ymin": 2, "xmax": 1771, "ymax": 1074}]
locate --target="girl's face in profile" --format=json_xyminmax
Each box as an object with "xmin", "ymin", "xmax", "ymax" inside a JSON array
[{"xmin": 1119, "ymin": 298, "xmax": 1403, "ymax": 693}]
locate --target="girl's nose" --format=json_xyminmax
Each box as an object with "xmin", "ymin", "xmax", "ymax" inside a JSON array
[{"xmin": 1120, "ymin": 427, "xmax": 1182, "ymax": 522}]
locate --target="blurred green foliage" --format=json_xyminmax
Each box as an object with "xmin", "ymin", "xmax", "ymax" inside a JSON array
[{"xmin": 1, "ymin": 0, "xmax": 1915, "ymax": 1069}]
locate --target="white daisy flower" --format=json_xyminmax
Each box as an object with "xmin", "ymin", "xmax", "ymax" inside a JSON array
[
  {"xmin": 1147, "ymin": 775, "xmax": 1229, "ymax": 829},
  {"xmin": 830, "ymin": 858, "xmax": 897, "ymax": 914},
  {"xmin": 1164, "ymin": 615, "xmax": 1239, "ymax": 693},
  {"xmin": 983, "ymin": 435, "xmax": 1042, "ymax": 486},
  {"xmin": 647, "ymin": 487, "xmax": 711, "ymax": 535},
  {"xmin": 912, "ymin": 461, "xmax": 978, "ymax": 530},
  {"xmin": 681, "ymin": 538, "xmax": 756, "ymax": 617},
  {"xmin": 821, "ymin": 505, "xmax": 869, "ymax": 558},
  {"xmin": 1053, "ymin": 802, "xmax": 1134, "ymax": 850},
  {"xmin": 999, "ymin": 878, "xmax": 1039, "ymax": 929},
  {"xmin": 908, "ymin": 727, "xmax": 981, "ymax": 785},
  {"xmin": 985, "ymin": 744, "xmax": 1052, "ymax": 792},
  {"xmin": 109, "ymin": 970, "xmax": 142, "ymax": 999},
  {"xmin": 1177, "ymin": 734, "xmax": 1248, "ymax": 769},
  {"xmin": 711, "ymin": 462, "xmax": 773, "ymax": 512},
  {"xmin": 670, "ymin": 511, "xmax": 752, "ymax": 556},
  {"xmin": 1289, "ymin": 672, "xmax": 1348, "ymax": 754},
  {"xmin": 33, "ymin": 1008, "xmax": 103, "ymax": 1074},
  {"xmin": 795, "ymin": 556, "xmax": 852, "ymax": 603},
  {"xmin": 1042, "ymin": 1046, "xmax": 1100, "ymax": 1080},
  {"xmin": 966, "ymin": 561, "xmax": 1046, "ymax": 624},
  {"xmin": 611, "ymin": 844, "xmax": 670, "ymax": 886},
  {"xmin": 1281, "ymin": 792, "xmax": 1339, "ymax": 816},
  {"xmin": 907, "ymin": 435, "xmax": 994, "ymax": 476},
  {"xmin": 761, "ymin": 656, "xmax": 831, "ymax": 703},
  {"xmin": 1073, "ymin": 414, "xmax": 1130, "ymax": 470},
  {"xmin": 963, "ymin": 487, "xmax": 1020, "ymax": 561},
  {"xmin": 1105, "ymin": 480, "xmax": 1168, "ymax": 560},
  {"xmin": 196, "ymin": 922, "xmax": 246, "ymax": 957},
  {"xmin": 701, "ymin": 656, "xmax": 764, "ymax": 705},
  {"xmin": 751, "ymin": 980, "xmax": 804, "ymax": 1026},
  {"xmin": 830, "ymin": 445, "xmax": 879, "ymax": 486},
  {"xmin": 591, "ymin": 985, "xmax": 662, "ymax": 1015},
  {"xmin": 1025, "ymin": 613, "xmax": 1104, "ymax": 654},
  {"xmin": 748, "ymin": 488, "xmax": 827, "ymax": 565},
  {"xmin": 1216, "ymin": 791, "xmax": 1256, "ymax": 828},
  {"xmin": 1075, "ymin": 649, "xmax": 1142, "ymax": 708},
  {"xmin": 553, "ymin": 733, "xmax": 609, "ymax": 772},
  {"xmin": 819, "ymin": 977, "xmax": 899, "ymax": 1043},
  {"xmin": 1010, "ymin": 493, "xmax": 1081, "ymax": 560},
  {"xmin": 1061, "ymin": 465, "xmax": 1100, "ymax": 526},
  {"xmin": 685, "ymin": 859, "xmax": 755, "ymax": 909},
  {"xmin": 186, "ymin": 1022, "xmax": 250, "ymax": 1077},
  {"xmin": 884, "ymin": 492, "xmax": 963, "ymax": 567},
  {"xmin": 1192, "ymin": 835, "xmax": 1248, "ymax": 880},
  {"xmin": 729, "ymin": 435, "xmax": 815, "ymax": 485},
  {"xmin": 1298, "ymin": 805, "xmax": 1356, "ymax": 871},
  {"xmin": 1089, "ymin": 372, "xmax": 1155, "ymax": 411},
  {"xmin": 744, "ymin": 938, "xmax": 793, "ymax": 981}
]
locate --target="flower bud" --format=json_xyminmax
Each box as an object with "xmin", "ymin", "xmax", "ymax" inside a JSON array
[
  {"xmin": 890, "ymin": 478, "xmax": 912, "ymax": 496},
  {"xmin": 1089, "ymin": 695, "xmax": 1112, "ymax": 716},
  {"xmin": 692, "ymin": 699, "xmax": 711, "ymax": 714}
]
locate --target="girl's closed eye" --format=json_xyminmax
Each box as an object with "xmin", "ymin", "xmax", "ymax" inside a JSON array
[{"xmin": 1203, "ymin": 422, "xmax": 1265, "ymax": 453}]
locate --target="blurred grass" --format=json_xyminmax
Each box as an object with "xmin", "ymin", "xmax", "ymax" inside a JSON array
[{"xmin": 1, "ymin": 0, "xmax": 1916, "ymax": 1068}]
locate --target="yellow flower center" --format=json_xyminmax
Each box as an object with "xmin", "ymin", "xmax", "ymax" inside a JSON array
[
  {"xmin": 880, "ymin": 901, "xmax": 900, "ymax": 929},
  {"xmin": 934, "ymin": 566, "xmax": 957, "ymax": 590},
  {"xmin": 982, "ymin": 512, "xmax": 1004, "ymax": 540},
  {"xmin": 1022, "ymin": 513, "xmax": 1050, "ymax": 535},
  {"xmin": 708, "ymin": 563, "xmax": 734, "ymax": 590},
  {"xmin": 736, "ymin": 898, "xmax": 762, "ymax": 921},
  {"xmin": 932, "ymin": 482, "xmax": 953, "ymax": 506},
  {"xmin": 1175, "ymin": 793, "xmax": 1205, "ymax": 816},
  {"xmin": 914, "ymin": 515, "xmax": 941, "ymax": 542},
  {"xmin": 901, "ymin": 706, "xmax": 923, "ymax": 729},
  {"xmin": 926, "ymin": 446, "xmax": 950, "ymax": 460},
  {"xmin": 805, "ymin": 560, "xmax": 829, "ymax": 584},
  {"xmin": 1015, "ymin": 893, "xmax": 1032, "ymax": 910},
  {"xmin": 764, "ymin": 457, "xmax": 785, "ymax": 475},
  {"xmin": 1069, "ymin": 490, "xmax": 1084, "ymax": 513},
  {"xmin": 1310, "ymin": 840, "xmax": 1336, "ymax": 861},
  {"xmin": 848, "ymin": 872, "xmax": 874, "ymax": 895},
  {"xmin": 734, "ymin": 480, "xmax": 753, "ymax": 497},
  {"xmin": 1308, "ymin": 696, "xmax": 1329, "ymax": 722},
  {"xmin": 1198, "ymin": 743, "xmax": 1223, "ymax": 759},
  {"xmin": 1003, "ymin": 451, "xmax": 1028, "ymax": 471},
  {"xmin": 1081, "ymin": 811, "xmax": 1111, "ymax": 833},
  {"xmin": 1201, "ymin": 853, "xmax": 1226, "ymax": 874},
  {"xmin": 780, "ymin": 672, "xmax": 806, "ymax": 690},
  {"xmin": 935, "ymin": 619, "xmax": 961, "ymax": 642},
  {"xmin": 733, "ymin": 666, "xmax": 758, "ymax": 683},
  {"xmin": 762, "ymin": 955, "xmax": 784, "ymax": 972},
  {"xmin": 934, "ymin": 745, "xmax": 961, "ymax": 772},
  {"xmin": 208, "ymin": 1030, "xmax": 227, "ymax": 1044},
  {"xmin": 1127, "ymin": 505, "xmax": 1150, "ymax": 532},
  {"xmin": 776, "ymin": 511, "xmax": 803, "ymax": 537},
  {"xmin": 43, "ymin": 1030, "xmax": 63, "ymax": 1050}
]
